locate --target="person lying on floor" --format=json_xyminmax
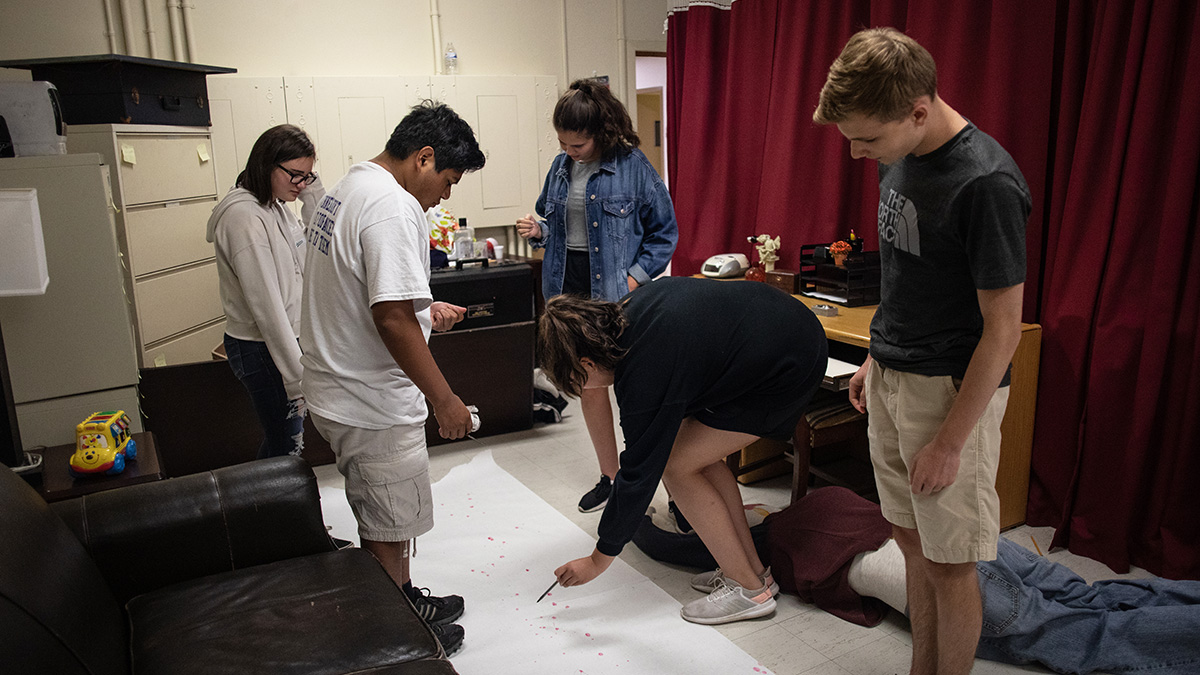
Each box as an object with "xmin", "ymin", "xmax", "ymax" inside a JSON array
[
  {"xmin": 648, "ymin": 486, "xmax": 1200, "ymax": 674},
  {"xmin": 538, "ymin": 276, "xmax": 828, "ymax": 624}
]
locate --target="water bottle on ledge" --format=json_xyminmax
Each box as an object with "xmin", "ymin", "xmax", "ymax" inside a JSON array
[{"xmin": 444, "ymin": 43, "xmax": 459, "ymax": 75}]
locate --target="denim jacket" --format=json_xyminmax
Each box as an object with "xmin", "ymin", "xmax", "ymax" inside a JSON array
[{"xmin": 530, "ymin": 148, "xmax": 678, "ymax": 302}]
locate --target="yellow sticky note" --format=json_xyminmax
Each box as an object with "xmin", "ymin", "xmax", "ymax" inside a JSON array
[
  {"xmin": 121, "ymin": 143, "xmax": 137, "ymax": 165},
  {"xmin": 197, "ymin": 144, "xmax": 210, "ymax": 162}
]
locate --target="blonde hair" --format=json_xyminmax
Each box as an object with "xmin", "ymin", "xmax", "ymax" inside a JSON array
[{"xmin": 813, "ymin": 27, "xmax": 938, "ymax": 125}]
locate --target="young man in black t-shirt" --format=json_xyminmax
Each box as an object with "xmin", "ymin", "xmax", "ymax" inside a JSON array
[{"xmin": 814, "ymin": 27, "xmax": 1030, "ymax": 675}]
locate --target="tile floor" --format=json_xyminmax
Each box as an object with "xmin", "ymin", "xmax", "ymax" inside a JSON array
[{"xmin": 314, "ymin": 401, "xmax": 1151, "ymax": 675}]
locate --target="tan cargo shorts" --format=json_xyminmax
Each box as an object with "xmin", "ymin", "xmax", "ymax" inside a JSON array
[
  {"xmin": 311, "ymin": 413, "xmax": 433, "ymax": 543},
  {"xmin": 865, "ymin": 361, "xmax": 1009, "ymax": 564}
]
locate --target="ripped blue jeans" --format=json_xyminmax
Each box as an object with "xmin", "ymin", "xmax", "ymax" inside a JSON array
[
  {"xmin": 223, "ymin": 334, "xmax": 305, "ymax": 460},
  {"xmin": 978, "ymin": 538, "xmax": 1200, "ymax": 674}
]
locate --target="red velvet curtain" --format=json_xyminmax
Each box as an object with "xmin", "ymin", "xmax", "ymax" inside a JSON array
[{"xmin": 667, "ymin": 0, "xmax": 1200, "ymax": 578}]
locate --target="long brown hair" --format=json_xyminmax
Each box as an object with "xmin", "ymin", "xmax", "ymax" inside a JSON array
[
  {"xmin": 537, "ymin": 294, "xmax": 629, "ymax": 398},
  {"xmin": 237, "ymin": 124, "xmax": 315, "ymax": 205},
  {"xmin": 553, "ymin": 79, "xmax": 640, "ymax": 161}
]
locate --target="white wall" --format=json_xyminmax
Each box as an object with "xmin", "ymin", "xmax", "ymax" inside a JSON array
[{"xmin": 0, "ymin": 0, "xmax": 668, "ymax": 102}]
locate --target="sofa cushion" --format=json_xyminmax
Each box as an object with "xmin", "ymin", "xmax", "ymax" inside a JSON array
[
  {"xmin": 0, "ymin": 457, "xmax": 129, "ymax": 675},
  {"xmin": 128, "ymin": 549, "xmax": 446, "ymax": 675}
]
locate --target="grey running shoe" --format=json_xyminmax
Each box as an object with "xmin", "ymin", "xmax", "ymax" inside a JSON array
[
  {"xmin": 680, "ymin": 579, "xmax": 776, "ymax": 625},
  {"xmin": 577, "ymin": 475, "xmax": 613, "ymax": 512},
  {"xmin": 690, "ymin": 567, "xmax": 780, "ymax": 597},
  {"xmin": 431, "ymin": 622, "xmax": 464, "ymax": 656}
]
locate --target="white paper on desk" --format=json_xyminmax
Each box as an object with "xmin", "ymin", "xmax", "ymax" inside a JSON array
[
  {"xmin": 405, "ymin": 451, "xmax": 777, "ymax": 675},
  {"xmin": 826, "ymin": 357, "xmax": 859, "ymax": 379}
]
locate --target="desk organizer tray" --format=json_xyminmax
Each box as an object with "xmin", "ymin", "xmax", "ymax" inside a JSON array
[{"xmin": 799, "ymin": 243, "xmax": 881, "ymax": 307}]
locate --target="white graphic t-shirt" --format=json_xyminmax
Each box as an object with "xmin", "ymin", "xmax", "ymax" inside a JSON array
[{"xmin": 300, "ymin": 161, "xmax": 433, "ymax": 429}]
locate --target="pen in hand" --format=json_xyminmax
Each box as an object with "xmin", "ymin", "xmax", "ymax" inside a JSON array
[{"xmin": 536, "ymin": 580, "xmax": 557, "ymax": 603}]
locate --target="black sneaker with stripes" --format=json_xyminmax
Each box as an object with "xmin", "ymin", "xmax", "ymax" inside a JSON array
[
  {"xmin": 411, "ymin": 587, "xmax": 465, "ymax": 626},
  {"xmin": 430, "ymin": 622, "xmax": 465, "ymax": 656}
]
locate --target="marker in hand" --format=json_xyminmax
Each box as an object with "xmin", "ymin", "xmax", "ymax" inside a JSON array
[{"xmin": 536, "ymin": 580, "xmax": 557, "ymax": 603}]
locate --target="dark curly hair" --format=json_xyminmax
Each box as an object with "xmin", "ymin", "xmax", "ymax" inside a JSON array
[
  {"xmin": 537, "ymin": 294, "xmax": 629, "ymax": 398},
  {"xmin": 553, "ymin": 79, "xmax": 640, "ymax": 161}
]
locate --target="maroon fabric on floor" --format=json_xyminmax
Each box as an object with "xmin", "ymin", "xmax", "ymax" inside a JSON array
[{"xmin": 766, "ymin": 487, "xmax": 893, "ymax": 627}]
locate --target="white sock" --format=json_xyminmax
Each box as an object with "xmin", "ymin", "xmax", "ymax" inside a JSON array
[{"xmin": 847, "ymin": 539, "xmax": 909, "ymax": 613}]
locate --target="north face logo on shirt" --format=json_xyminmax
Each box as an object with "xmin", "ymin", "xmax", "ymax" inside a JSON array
[{"xmin": 878, "ymin": 189, "xmax": 920, "ymax": 256}]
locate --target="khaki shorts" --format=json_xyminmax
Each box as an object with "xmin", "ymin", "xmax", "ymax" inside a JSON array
[
  {"xmin": 865, "ymin": 361, "xmax": 1009, "ymax": 564},
  {"xmin": 311, "ymin": 413, "xmax": 433, "ymax": 543}
]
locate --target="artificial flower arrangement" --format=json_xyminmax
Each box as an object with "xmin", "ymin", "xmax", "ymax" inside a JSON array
[
  {"xmin": 427, "ymin": 206, "xmax": 458, "ymax": 253},
  {"xmin": 828, "ymin": 239, "xmax": 852, "ymax": 266}
]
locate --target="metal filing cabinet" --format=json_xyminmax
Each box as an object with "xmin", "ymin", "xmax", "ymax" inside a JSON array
[{"xmin": 67, "ymin": 124, "xmax": 225, "ymax": 367}]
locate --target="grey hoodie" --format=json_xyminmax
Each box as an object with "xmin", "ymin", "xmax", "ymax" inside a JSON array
[{"xmin": 206, "ymin": 179, "xmax": 323, "ymax": 399}]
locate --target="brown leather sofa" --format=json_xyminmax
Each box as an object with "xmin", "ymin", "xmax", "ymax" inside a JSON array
[{"xmin": 0, "ymin": 456, "xmax": 459, "ymax": 674}]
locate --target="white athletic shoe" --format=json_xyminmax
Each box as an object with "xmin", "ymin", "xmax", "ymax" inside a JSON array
[
  {"xmin": 680, "ymin": 579, "xmax": 776, "ymax": 625},
  {"xmin": 690, "ymin": 566, "xmax": 780, "ymax": 597}
]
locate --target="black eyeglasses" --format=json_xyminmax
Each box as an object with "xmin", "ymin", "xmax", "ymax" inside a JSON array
[{"xmin": 277, "ymin": 164, "xmax": 318, "ymax": 186}]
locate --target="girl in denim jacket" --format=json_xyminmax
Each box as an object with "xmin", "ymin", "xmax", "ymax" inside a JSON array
[{"xmin": 518, "ymin": 79, "xmax": 678, "ymax": 513}]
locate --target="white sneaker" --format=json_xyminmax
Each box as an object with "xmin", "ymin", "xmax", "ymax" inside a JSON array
[
  {"xmin": 690, "ymin": 566, "xmax": 780, "ymax": 597},
  {"xmin": 680, "ymin": 579, "xmax": 776, "ymax": 625}
]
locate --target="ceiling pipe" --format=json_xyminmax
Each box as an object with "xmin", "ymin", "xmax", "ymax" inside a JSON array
[
  {"xmin": 166, "ymin": 0, "xmax": 184, "ymax": 61},
  {"xmin": 430, "ymin": 0, "xmax": 444, "ymax": 75},
  {"xmin": 101, "ymin": 0, "xmax": 120, "ymax": 53},
  {"xmin": 180, "ymin": 0, "xmax": 196, "ymax": 62},
  {"xmin": 142, "ymin": 0, "xmax": 159, "ymax": 58},
  {"xmin": 117, "ymin": 0, "xmax": 137, "ymax": 55}
]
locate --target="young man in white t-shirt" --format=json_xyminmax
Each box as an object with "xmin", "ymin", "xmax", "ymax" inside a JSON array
[{"xmin": 300, "ymin": 101, "xmax": 486, "ymax": 655}]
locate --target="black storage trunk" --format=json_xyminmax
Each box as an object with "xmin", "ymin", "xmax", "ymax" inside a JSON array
[
  {"xmin": 429, "ymin": 261, "xmax": 535, "ymax": 330},
  {"xmin": 426, "ymin": 261, "xmax": 536, "ymax": 444},
  {"xmin": 799, "ymin": 243, "xmax": 881, "ymax": 307},
  {"xmin": 0, "ymin": 55, "xmax": 236, "ymax": 127}
]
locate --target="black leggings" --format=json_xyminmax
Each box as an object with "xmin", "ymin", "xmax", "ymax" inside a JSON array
[{"xmin": 562, "ymin": 249, "xmax": 592, "ymax": 297}]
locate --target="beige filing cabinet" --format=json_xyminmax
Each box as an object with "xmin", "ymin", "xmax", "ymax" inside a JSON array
[
  {"xmin": 67, "ymin": 124, "xmax": 226, "ymax": 367},
  {"xmin": 0, "ymin": 154, "xmax": 142, "ymax": 449}
]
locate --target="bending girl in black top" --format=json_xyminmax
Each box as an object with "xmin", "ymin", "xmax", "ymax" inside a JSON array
[{"xmin": 538, "ymin": 276, "xmax": 827, "ymax": 624}]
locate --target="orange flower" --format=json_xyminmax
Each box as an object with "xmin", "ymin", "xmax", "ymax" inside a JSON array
[{"xmin": 829, "ymin": 240, "xmax": 851, "ymax": 255}]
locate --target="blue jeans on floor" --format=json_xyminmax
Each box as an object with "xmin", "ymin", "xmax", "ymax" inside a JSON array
[
  {"xmin": 977, "ymin": 538, "xmax": 1200, "ymax": 674},
  {"xmin": 223, "ymin": 334, "xmax": 304, "ymax": 460}
]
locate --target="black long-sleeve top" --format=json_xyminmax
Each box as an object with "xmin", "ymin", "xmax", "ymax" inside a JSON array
[{"xmin": 596, "ymin": 277, "xmax": 827, "ymax": 556}]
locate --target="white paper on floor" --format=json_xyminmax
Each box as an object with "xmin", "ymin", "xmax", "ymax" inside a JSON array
[{"xmin": 319, "ymin": 449, "xmax": 775, "ymax": 675}]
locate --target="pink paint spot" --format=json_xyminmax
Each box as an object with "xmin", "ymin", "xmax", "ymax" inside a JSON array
[
  {"xmin": 500, "ymin": 555, "xmax": 505, "ymax": 558},
  {"xmin": 526, "ymin": 568, "xmax": 530, "ymax": 572},
  {"xmin": 598, "ymin": 652, "xmax": 604, "ymax": 656},
  {"xmin": 487, "ymin": 537, "xmax": 494, "ymax": 541},
  {"xmin": 552, "ymin": 602, "xmax": 557, "ymax": 606},
  {"xmin": 470, "ymin": 505, "xmax": 475, "ymax": 508},
  {"xmin": 585, "ymin": 633, "xmax": 591, "ymax": 637}
]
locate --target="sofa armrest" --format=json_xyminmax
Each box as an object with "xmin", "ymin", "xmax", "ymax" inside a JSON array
[{"xmin": 50, "ymin": 456, "xmax": 335, "ymax": 604}]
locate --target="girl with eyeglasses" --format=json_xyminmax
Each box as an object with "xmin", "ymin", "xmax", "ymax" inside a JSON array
[{"xmin": 206, "ymin": 124, "xmax": 324, "ymax": 459}]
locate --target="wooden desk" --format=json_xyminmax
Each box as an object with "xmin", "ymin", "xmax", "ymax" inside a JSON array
[
  {"xmin": 36, "ymin": 431, "xmax": 164, "ymax": 502},
  {"xmin": 792, "ymin": 293, "xmax": 1041, "ymax": 529}
]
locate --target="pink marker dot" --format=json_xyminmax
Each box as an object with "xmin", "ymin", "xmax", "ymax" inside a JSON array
[
  {"xmin": 585, "ymin": 633, "xmax": 591, "ymax": 637},
  {"xmin": 488, "ymin": 537, "xmax": 494, "ymax": 541},
  {"xmin": 526, "ymin": 568, "xmax": 530, "ymax": 572},
  {"xmin": 500, "ymin": 555, "xmax": 505, "ymax": 558},
  {"xmin": 599, "ymin": 652, "xmax": 604, "ymax": 656},
  {"xmin": 552, "ymin": 602, "xmax": 557, "ymax": 606}
]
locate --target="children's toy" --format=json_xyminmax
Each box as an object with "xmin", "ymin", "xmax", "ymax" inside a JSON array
[{"xmin": 69, "ymin": 410, "xmax": 137, "ymax": 477}]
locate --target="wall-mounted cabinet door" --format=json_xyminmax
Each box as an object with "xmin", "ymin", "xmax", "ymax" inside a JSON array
[
  {"xmin": 432, "ymin": 76, "xmax": 558, "ymax": 229},
  {"xmin": 207, "ymin": 76, "xmax": 289, "ymax": 194},
  {"xmin": 303, "ymin": 76, "xmax": 433, "ymax": 188}
]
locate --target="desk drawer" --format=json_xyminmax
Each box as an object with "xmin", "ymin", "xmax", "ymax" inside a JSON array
[
  {"xmin": 115, "ymin": 133, "xmax": 217, "ymax": 205},
  {"xmin": 134, "ymin": 261, "xmax": 223, "ymax": 344},
  {"xmin": 126, "ymin": 198, "xmax": 217, "ymax": 276}
]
